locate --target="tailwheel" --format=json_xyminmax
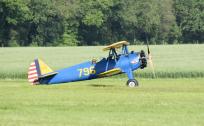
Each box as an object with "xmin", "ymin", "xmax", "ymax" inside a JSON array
[{"xmin": 127, "ymin": 79, "xmax": 139, "ymax": 87}]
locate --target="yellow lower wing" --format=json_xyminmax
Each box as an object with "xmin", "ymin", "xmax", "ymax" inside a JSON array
[{"xmin": 98, "ymin": 68, "xmax": 121, "ymax": 77}]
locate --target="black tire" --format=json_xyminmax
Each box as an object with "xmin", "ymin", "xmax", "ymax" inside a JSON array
[{"xmin": 126, "ymin": 79, "xmax": 139, "ymax": 87}]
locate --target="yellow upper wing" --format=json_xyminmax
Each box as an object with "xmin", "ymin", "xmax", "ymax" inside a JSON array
[{"xmin": 103, "ymin": 41, "xmax": 129, "ymax": 51}]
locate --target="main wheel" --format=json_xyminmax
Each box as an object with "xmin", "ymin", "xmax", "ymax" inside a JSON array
[{"xmin": 127, "ymin": 79, "xmax": 139, "ymax": 87}]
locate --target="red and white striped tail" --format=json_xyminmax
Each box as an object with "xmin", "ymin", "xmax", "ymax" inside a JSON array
[{"xmin": 28, "ymin": 61, "xmax": 39, "ymax": 85}]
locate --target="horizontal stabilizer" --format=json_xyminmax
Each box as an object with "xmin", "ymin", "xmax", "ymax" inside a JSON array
[{"xmin": 39, "ymin": 71, "xmax": 58, "ymax": 78}]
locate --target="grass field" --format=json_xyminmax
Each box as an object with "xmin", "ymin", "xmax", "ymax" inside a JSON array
[
  {"xmin": 0, "ymin": 44, "xmax": 204, "ymax": 79},
  {"xmin": 0, "ymin": 44, "xmax": 204, "ymax": 125},
  {"xmin": 0, "ymin": 78, "xmax": 204, "ymax": 126}
]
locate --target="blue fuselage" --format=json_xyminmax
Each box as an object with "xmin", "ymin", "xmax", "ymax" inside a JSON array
[{"xmin": 40, "ymin": 52, "xmax": 141, "ymax": 84}]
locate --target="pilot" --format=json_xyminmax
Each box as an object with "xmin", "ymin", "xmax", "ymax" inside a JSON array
[{"xmin": 92, "ymin": 58, "xmax": 97, "ymax": 64}]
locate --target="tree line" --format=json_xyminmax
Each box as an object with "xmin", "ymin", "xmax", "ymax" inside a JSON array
[{"xmin": 0, "ymin": 0, "xmax": 203, "ymax": 47}]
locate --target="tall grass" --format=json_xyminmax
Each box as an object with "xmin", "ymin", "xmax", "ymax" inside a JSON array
[{"xmin": 0, "ymin": 44, "xmax": 204, "ymax": 79}]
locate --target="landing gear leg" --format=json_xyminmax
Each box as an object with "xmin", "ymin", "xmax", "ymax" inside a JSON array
[
  {"xmin": 124, "ymin": 69, "xmax": 139, "ymax": 87},
  {"xmin": 126, "ymin": 79, "xmax": 139, "ymax": 87}
]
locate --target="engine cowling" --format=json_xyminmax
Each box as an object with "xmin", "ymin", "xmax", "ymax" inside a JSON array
[{"xmin": 140, "ymin": 50, "xmax": 147, "ymax": 69}]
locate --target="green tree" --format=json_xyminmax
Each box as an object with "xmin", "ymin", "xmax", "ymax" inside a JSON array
[
  {"xmin": 0, "ymin": 0, "xmax": 31, "ymax": 46},
  {"xmin": 76, "ymin": 0, "xmax": 114, "ymax": 45},
  {"xmin": 158, "ymin": 0, "xmax": 181, "ymax": 44},
  {"xmin": 174, "ymin": 0, "xmax": 204, "ymax": 43},
  {"xmin": 27, "ymin": 0, "xmax": 65, "ymax": 46},
  {"xmin": 116, "ymin": 0, "xmax": 161, "ymax": 44}
]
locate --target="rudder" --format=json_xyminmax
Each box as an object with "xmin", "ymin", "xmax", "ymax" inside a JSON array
[{"xmin": 28, "ymin": 59, "xmax": 54, "ymax": 85}]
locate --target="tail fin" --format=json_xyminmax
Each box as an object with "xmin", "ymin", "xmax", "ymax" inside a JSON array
[
  {"xmin": 37, "ymin": 59, "xmax": 54, "ymax": 75},
  {"xmin": 28, "ymin": 59, "xmax": 56, "ymax": 85}
]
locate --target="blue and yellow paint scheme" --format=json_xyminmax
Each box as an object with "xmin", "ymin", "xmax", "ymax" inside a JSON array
[{"xmin": 28, "ymin": 41, "xmax": 147, "ymax": 86}]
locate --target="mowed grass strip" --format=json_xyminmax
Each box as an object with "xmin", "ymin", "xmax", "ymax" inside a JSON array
[
  {"xmin": 0, "ymin": 78, "xmax": 204, "ymax": 126},
  {"xmin": 0, "ymin": 44, "xmax": 204, "ymax": 78}
]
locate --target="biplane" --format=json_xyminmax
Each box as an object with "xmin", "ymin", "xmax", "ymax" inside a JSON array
[{"xmin": 28, "ymin": 41, "xmax": 154, "ymax": 87}]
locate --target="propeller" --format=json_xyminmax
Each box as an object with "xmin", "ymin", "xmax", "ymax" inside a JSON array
[{"xmin": 146, "ymin": 42, "xmax": 156, "ymax": 78}]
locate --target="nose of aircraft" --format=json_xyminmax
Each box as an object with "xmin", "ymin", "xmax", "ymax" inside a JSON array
[{"xmin": 139, "ymin": 50, "xmax": 147, "ymax": 69}]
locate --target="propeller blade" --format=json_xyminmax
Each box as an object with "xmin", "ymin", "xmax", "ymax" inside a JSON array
[
  {"xmin": 148, "ymin": 53, "xmax": 156, "ymax": 78},
  {"xmin": 147, "ymin": 41, "xmax": 150, "ymax": 55},
  {"xmin": 146, "ymin": 42, "xmax": 156, "ymax": 78}
]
